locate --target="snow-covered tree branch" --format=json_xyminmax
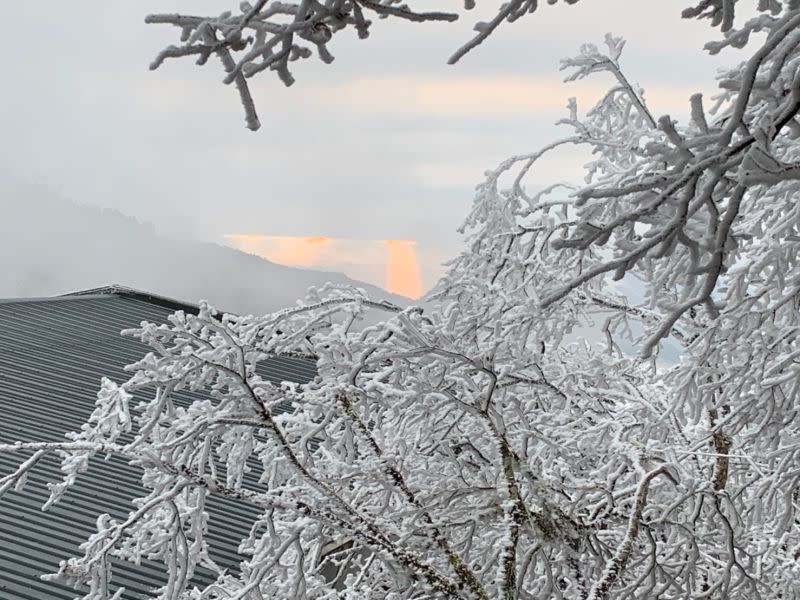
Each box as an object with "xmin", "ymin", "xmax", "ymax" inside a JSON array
[
  {"xmin": 2, "ymin": 1, "xmax": 799, "ymax": 598},
  {"xmin": 144, "ymin": 0, "xmax": 762, "ymax": 130}
]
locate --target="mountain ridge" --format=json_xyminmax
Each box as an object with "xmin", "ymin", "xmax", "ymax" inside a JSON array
[{"xmin": 0, "ymin": 178, "xmax": 409, "ymax": 316}]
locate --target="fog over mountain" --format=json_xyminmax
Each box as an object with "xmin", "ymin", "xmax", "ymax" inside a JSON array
[
  {"xmin": 0, "ymin": 178, "xmax": 408, "ymax": 315},
  {"xmin": 0, "ymin": 178, "xmax": 683, "ymax": 363}
]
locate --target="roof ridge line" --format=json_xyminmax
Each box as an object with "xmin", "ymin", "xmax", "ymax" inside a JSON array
[
  {"xmin": 0, "ymin": 293, "xmax": 116, "ymax": 306},
  {"xmin": 0, "ymin": 285, "xmax": 201, "ymax": 313},
  {"xmin": 62, "ymin": 285, "xmax": 201, "ymax": 313}
]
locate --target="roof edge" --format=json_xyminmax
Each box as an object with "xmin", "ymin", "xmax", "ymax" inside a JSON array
[
  {"xmin": 0, "ymin": 285, "xmax": 201, "ymax": 313},
  {"xmin": 0, "ymin": 293, "xmax": 114, "ymax": 307},
  {"xmin": 61, "ymin": 285, "xmax": 201, "ymax": 313}
]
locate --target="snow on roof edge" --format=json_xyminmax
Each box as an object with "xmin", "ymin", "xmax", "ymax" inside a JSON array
[
  {"xmin": 0, "ymin": 284, "xmax": 201, "ymax": 314},
  {"xmin": 62, "ymin": 284, "xmax": 201, "ymax": 313}
]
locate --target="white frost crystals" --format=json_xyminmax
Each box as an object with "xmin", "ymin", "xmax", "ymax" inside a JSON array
[
  {"xmin": 143, "ymin": 0, "xmax": 590, "ymax": 130},
  {"xmin": 2, "ymin": 0, "xmax": 800, "ymax": 598},
  {"xmin": 144, "ymin": 0, "xmax": 460, "ymax": 130}
]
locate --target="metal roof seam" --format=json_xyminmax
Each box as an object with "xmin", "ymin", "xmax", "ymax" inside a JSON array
[{"xmin": 0, "ymin": 290, "xmax": 318, "ymax": 600}]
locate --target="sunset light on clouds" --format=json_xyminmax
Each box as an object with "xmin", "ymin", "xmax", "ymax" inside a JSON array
[
  {"xmin": 325, "ymin": 75, "xmax": 715, "ymax": 120},
  {"xmin": 224, "ymin": 234, "xmax": 424, "ymax": 299},
  {"xmin": 385, "ymin": 240, "xmax": 422, "ymax": 299},
  {"xmin": 226, "ymin": 235, "xmax": 333, "ymax": 268}
]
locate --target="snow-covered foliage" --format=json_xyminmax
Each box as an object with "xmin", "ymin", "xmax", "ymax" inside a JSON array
[
  {"xmin": 145, "ymin": 0, "xmax": 460, "ymax": 130},
  {"xmin": 2, "ymin": 1, "xmax": 800, "ymax": 598},
  {"xmin": 141, "ymin": 0, "xmax": 621, "ymax": 130},
  {"xmin": 142, "ymin": 0, "xmax": 788, "ymax": 130}
]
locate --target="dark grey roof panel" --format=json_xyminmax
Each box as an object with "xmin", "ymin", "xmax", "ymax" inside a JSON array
[{"xmin": 0, "ymin": 290, "xmax": 317, "ymax": 599}]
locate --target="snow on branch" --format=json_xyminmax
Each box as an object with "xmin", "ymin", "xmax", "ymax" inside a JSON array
[
  {"xmin": 2, "ymin": 2, "xmax": 800, "ymax": 599},
  {"xmin": 145, "ymin": 1, "xmax": 459, "ymax": 130},
  {"xmin": 142, "ymin": 1, "xmax": 786, "ymax": 130},
  {"xmin": 470, "ymin": 5, "xmax": 800, "ymax": 362}
]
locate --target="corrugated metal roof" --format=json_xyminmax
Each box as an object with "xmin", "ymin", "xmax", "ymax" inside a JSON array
[{"xmin": 0, "ymin": 289, "xmax": 317, "ymax": 599}]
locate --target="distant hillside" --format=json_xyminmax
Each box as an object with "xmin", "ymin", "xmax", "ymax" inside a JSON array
[{"xmin": 0, "ymin": 179, "xmax": 408, "ymax": 315}]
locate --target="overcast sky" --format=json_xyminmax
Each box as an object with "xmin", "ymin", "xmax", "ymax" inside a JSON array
[{"xmin": 1, "ymin": 1, "xmax": 740, "ymax": 296}]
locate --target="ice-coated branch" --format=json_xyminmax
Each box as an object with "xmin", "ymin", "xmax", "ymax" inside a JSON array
[
  {"xmin": 586, "ymin": 465, "xmax": 677, "ymax": 600},
  {"xmin": 0, "ymin": 448, "xmax": 50, "ymax": 495},
  {"xmin": 144, "ymin": 1, "xmax": 461, "ymax": 130},
  {"xmin": 473, "ymin": 5, "xmax": 800, "ymax": 360},
  {"xmin": 141, "ymin": 0, "xmax": 797, "ymax": 129},
  {"xmin": 4, "ymin": 2, "xmax": 800, "ymax": 599}
]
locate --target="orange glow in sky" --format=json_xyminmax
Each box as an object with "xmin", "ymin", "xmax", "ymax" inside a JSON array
[
  {"xmin": 224, "ymin": 234, "xmax": 424, "ymax": 299},
  {"xmin": 224, "ymin": 234, "xmax": 332, "ymax": 267},
  {"xmin": 385, "ymin": 240, "xmax": 422, "ymax": 299}
]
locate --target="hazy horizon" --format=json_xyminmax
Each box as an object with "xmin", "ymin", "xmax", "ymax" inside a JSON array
[
  {"xmin": 2, "ymin": 1, "xmax": 746, "ymax": 303},
  {"xmin": 0, "ymin": 177, "xmax": 411, "ymax": 313}
]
